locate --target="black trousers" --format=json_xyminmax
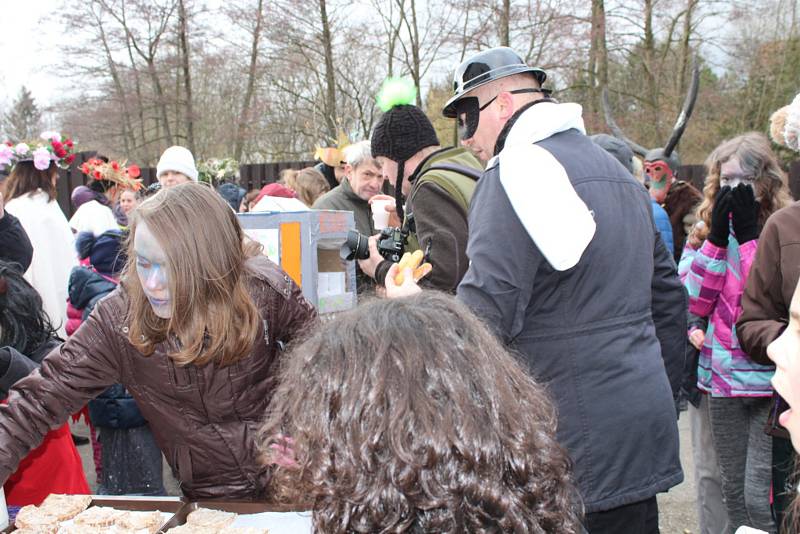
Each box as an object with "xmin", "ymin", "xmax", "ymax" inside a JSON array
[
  {"xmin": 774, "ymin": 435, "xmax": 795, "ymax": 533},
  {"xmin": 585, "ymin": 496, "xmax": 659, "ymax": 534}
]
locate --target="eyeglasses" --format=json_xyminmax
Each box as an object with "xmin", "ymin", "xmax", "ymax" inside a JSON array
[{"xmin": 455, "ymin": 88, "xmax": 551, "ymax": 140}]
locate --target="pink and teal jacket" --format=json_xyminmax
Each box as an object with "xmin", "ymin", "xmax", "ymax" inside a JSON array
[{"xmin": 679, "ymin": 234, "xmax": 773, "ymax": 397}]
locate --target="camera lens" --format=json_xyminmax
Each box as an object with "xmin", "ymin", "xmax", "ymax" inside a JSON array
[{"xmin": 339, "ymin": 230, "xmax": 371, "ymax": 261}]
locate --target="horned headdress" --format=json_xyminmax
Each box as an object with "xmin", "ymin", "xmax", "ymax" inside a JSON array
[{"xmin": 602, "ymin": 60, "xmax": 700, "ymax": 175}]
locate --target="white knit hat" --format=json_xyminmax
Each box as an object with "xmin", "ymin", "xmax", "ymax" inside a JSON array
[
  {"xmin": 156, "ymin": 146, "xmax": 198, "ymax": 181},
  {"xmin": 784, "ymin": 93, "xmax": 800, "ymax": 152}
]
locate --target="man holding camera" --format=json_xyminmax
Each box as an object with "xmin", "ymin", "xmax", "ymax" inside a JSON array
[
  {"xmin": 357, "ymin": 98, "xmax": 482, "ymax": 292},
  {"xmin": 387, "ymin": 47, "xmax": 686, "ymax": 533}
]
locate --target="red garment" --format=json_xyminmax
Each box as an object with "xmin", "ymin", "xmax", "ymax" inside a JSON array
[
  {"xmin": 4, "ymin": 423, "xmax": 89, "ymax": 506},
  {"xmin": 65, "ymin": 300, "xmax": 83, "ymax": 337},
  {"xmin": 254, "ymin": 183, "xmax": 297, "ymax": 206}
]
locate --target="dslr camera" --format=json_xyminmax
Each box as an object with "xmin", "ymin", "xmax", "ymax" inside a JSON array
[{"xmin": 340, "ymin": 226, "xmax": 406, "ymax": 263}]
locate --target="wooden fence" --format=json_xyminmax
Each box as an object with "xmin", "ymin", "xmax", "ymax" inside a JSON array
[
  {"xmin": 53, "ymin": 156, "xmax": 800, "ymax": 219},
  {"xmin": 55, "ymin": 153, "xmax": 315, "ymax": 218}
]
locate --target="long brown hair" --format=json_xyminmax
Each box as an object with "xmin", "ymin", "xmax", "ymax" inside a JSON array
[
  {"xmin": 259, "ymin": 292, "xmax": 582, "ymax": 533},
  {"xmin": 123, "ymin": 183, "xmax": 262, "ymax": 366},
  {"xmin": 696, "ymin": 132, "xmax": 792, "ymax": 240},
  {"xmin": 3, "ymin": 160, "xmax": 57, "ymax": 201}
]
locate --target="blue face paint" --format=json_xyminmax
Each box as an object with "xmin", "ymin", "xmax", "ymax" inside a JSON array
[{"xmin": 134, "ymin": 221, "xmax": 172, "ymax": 319}]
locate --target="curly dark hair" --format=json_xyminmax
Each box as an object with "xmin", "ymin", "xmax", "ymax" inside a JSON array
[
  {"xmin": 0, "ymin": 260, "xmax": 59, "ymax": 355},
  {"xmin": 259, "ymin": 292, "xmax": 582, "ymax": 533}
]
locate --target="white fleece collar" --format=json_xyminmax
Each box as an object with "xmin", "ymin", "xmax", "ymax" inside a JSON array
[{"xmin": 494, "ymin": 102, "xmax": 596, "ymax": 271}]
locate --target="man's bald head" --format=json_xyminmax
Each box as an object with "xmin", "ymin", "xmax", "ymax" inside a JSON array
[{"xmin": 460, "ymin": 72, "xmax": 545, "ymax": 162}]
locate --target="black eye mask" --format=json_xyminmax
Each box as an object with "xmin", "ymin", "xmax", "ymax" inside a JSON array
[{"xmin": 455, "ymin": 88, "xmax": 552, "ymax": 140}]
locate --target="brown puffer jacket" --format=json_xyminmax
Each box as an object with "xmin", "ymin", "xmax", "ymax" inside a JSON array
[{"xmin": 0, "ymin": 255, "xmax": 317, "ymax": 501}]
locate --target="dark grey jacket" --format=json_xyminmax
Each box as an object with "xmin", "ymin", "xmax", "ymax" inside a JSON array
[
  {"xmin": 313, "ymin": 178, "xmax": 374, "ymax": 236},
  {"xmin": 458, "ymin": 109, "xmax": 685, "ymax": 513}
]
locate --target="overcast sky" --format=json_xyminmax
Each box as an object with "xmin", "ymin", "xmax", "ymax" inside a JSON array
[
  {"xmin": 1, "ymin": 1, "xmax": 67, "ymax": 108},
  {"xmin": 1, "ymin": 0, "xmax": 739, "ymax": 111}
]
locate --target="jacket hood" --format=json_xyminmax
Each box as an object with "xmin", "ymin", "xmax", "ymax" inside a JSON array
[{"xmin": 69, "ymin": 267, "xmax": 117, "ymax": 310}]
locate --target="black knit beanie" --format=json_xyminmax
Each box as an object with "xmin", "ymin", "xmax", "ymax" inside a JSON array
[{"xmin": 371, "ymin": 104, "xmax": 439, "ymax": 221}]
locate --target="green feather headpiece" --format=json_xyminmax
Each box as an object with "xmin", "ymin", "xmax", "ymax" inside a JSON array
[{"xmin": 376, "ymin": 77, "xmax": 417, "ymax": 112}]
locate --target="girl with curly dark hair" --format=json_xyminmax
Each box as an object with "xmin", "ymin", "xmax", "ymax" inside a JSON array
[
  {"xmin": 0, "ymin": 260, "xmax": 90, "ymax": 505},
  {"xmin": 260, "ymin": 292, "xmax": 582, "ymax": 533}
]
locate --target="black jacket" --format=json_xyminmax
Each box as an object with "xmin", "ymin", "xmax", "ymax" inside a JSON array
[
  {"xmin": 68, "ymin": 267, "xmax": 145, "ymax": 429},
  {"xmin": 457, "ymin": 103, "xmax": 685, "ymax": 513},
  {"xmin": 0, "ymin": 339, "xmax": 61, "ymax": 401},
  {"xmin": 0, "ymin": 212, "xmax": 33, "ymax": 272},
  {"xmin": 69, "ymin": 267, "xmax": 118, "ymax": 321}
]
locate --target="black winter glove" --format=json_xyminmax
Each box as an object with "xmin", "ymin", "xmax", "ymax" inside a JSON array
[
  {"xmin": 708, "ymin": 186, "xmax": 732, "ymax": 247},
  {"xmin": 731, "ymin": 183, "xmax": 760, "ymax": 244}
]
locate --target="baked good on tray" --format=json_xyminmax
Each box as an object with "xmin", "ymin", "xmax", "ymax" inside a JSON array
[
  {"xmin": 72, "ymin": 505, "xmax": 124, "ymax": 528},
  {"xmin": 14, "ymin": 504, "xmax": 60, "ymax": 532},
  {"xmin": 186, "ymin": 508, "xmax": 237, "ymax": 529},
  {"xmin": 39, "ymin": 494, "xmax": 93, "ymax": 521},
  {"xmin": 164, "ymin": 507, "xmax": 270, "ymax": 533},
  {"xmin": 115, "ymin": 510, "xmax": 165, "ymax": 533}
]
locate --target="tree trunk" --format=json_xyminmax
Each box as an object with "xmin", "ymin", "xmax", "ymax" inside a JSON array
[
  {"xmin": 319, "ymin": 0, "xmax": 338, "ymax": 141},
  {"xmin": 587, "ymin": 0, "xmax": 607, "ymax": 114},
  {"xmin": 643, "ymin": 0, "xmax": 660, "ymax": 141},
  {"xmin": 123, "ymin": 30, "xmax": 147, "ymax": 152},
  {"xmin": 178, "ymin": 0, "xmax": 195, "ymax": 153},
  {"xmin": 678, "ymin": 0, "xmax": 697, "ymax": 97},
  {"xmin": 95, "ymin": 12, "xmax": 135, "ymax": 154},
  {"xmin": 234, "ymin": 0, "xmax": 264, "ymax": 161},
  {"xmin": 387, "ymin": 0, "xmax": 401, "ymax": 77},
  {"xmin": 148, "ymin": 58, "xmax": 174, "ymax": 146},
  {"xmin": 500, "ymin": 0, "xmax": 510, "ymax": 47},
  {"xmin": 409, "ymin": 0, "xmax": 422, "ymax": 107}
]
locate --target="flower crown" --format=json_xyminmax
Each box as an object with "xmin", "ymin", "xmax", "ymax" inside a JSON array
[
  {"xmin": 80, "ymin": 158, "xmax": 143, "ymax": 191},
  {"xmin": 0, "ymin": 131, "xmax": 77, "ymax": 171}
]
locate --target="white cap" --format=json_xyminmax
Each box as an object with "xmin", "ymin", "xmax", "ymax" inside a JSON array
[{"xmin": 156, "ymin": 146, "xmax": 198, "ymax": 181}]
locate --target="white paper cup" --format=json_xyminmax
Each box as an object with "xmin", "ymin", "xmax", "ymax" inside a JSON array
[{"xmin": 371, "ymin": 199, "xmax": 392, "ymax": 229}]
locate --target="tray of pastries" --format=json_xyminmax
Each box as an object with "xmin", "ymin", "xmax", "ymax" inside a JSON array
[{"xmin": 5, "ymin": 494, "xmax": 183, "ymax": 533}]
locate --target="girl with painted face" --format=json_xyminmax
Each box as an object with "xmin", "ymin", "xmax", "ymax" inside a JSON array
[
  {"xmin": 681, "ymin": 132, "xmax": 792, "ymax": 533},
  {"xmin": 0, "ymin": 183, "xmax": 317, "ymax": 501}
]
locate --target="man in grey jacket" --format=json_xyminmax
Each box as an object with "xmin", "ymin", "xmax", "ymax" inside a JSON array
[
  {"xmin": 313, "ymin": 140, "xmax": 384, "ymax": 236},
  {"xmin": 388, "ymin": 47, "xmax": 686, "ymax": 534}
]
